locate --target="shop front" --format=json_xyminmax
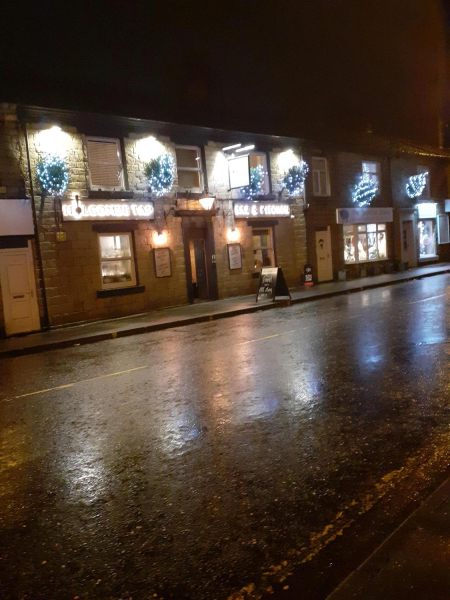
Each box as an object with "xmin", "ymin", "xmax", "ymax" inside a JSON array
[
  {"xmin": 232, "ymin": 201, "xmax": 298, "ymax": 282},
  {"xmin": 336, "ymin": 207, "xmax": 393, "ymax": 276}
]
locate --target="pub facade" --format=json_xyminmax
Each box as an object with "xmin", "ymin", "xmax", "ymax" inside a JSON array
[{"xmin": 0, "ymin": 104, "xmax": 306, "ymax": 335}]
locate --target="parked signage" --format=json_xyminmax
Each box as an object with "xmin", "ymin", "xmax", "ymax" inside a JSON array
[
  {"xmin": 256, "ymin": 267, "xmax": 291, "ymax": 302},
  {"xmin": 336, "ymin": 207, "xmax": 393, "ymax": 224},
  {"xmin": 61, "ymin": 200, "xmax": 155, "ymax": 221},
  {"xmin": 234, "ymin": 202, "xmax": 291, "ymax": 218},
  {"xmin": 228, "ymin": 155, "xmax": 250, "ymax": 189},
  {"xmin": 0, "ymin": 199, "xmax": 34, "ymax": 236},
  {"xmin": 304, "ymin": 264, "xmax": 314, "ymax": 286}
]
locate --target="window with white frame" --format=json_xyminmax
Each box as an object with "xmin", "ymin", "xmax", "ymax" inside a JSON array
[
  {"xmin": 239, "ymin": 152, "xmax": 270, "ymax": 197},
  {"xmin": 344, "ymin": 223, "xmax": 387, "ymax": 263},
  {"xmin": 417, "ymin": 165, "xmax": 430, "ymax": 198},
  {"xmin": 362, "ymin": 161, "xmax": 380, "ymax": 192},
  {"xmin": 418, "ymin": 220, "xmax": 437, "ymax": 258},
  {"xmin": 252, "ymin": 227, "xmax": 275, "ymax": 272},
  {"xmin": 311, "ymin": 157, "xmax": 330, "ymax": 196},
  {"xmin": 98, "ymin": 233, "xmax": 136, "ymax": 289},
  {"xmin": 175, "ymin": 146, "xmax": 203, "ymax": 191},
  {"xmin": 85, "ymin": 137, "xmax": 124, "ymax": 190}
]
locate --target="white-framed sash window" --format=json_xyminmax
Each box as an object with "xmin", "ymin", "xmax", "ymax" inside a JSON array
[{"xmin": 98, "ymin": 233, "xmax": 137, "ymax": 289}]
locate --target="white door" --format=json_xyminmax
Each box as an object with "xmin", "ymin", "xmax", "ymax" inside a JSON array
[
  {"xmin": 0, "ymin": 245, "xmax": 40, "ymax": 335},
  {"xmin": 315, "ymin": 227, "xmax": 333, "ymax": 282}
]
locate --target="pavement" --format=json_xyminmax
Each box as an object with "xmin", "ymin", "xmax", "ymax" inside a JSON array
[
  {"xmin": 0, "ymin": 262, "xmax": 449, "ymax": 358},
  {"xmin": 327, "ymin": 474, "xmax": 450, "ymax": 600},
  {"xmin": 0, "ymin": 274, "xmax": 449, "ymax": 599}
]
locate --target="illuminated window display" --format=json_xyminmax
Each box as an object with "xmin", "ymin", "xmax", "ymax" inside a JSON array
[
  {"xmin": 344, "ymin": 224, "xmax": 387, "ymax": 264},
  {"xmin": 418, "ymin": 219, "xmax": 436, "ymax": 258},
  {"xmin": 98, "ymin": 233, "xmax": 137, "ymax": 289}
]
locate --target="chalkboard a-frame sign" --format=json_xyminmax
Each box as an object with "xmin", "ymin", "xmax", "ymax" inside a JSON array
[{"xmin": 256, "ymin": 267, "xmax": 291, "ymax": 302}]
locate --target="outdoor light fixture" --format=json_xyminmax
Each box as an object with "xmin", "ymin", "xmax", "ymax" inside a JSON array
[
  {"xmin": 222, "ymin": 143, "xmax": 242, "ymax": 152},
  {"xmin": 236, "ymin": 145, "xmax": 255, "ymax": 153},
  {"xmin": 199, "ymin": 194, "xmax": 215, "ymax": 210},
  {"xmin": 36, "ymin": 125, "xmax": 71, "ymax": 157},
  {"xmin": 153, "ymin": 230, "xmax": 168, "ymax": 246},
  {"xmin": 227, "ymin": 227, "xmax": 240, "ymax": 242}
]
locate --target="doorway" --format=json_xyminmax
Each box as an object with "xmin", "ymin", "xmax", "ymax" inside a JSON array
[
  {"xmin": 182, "ymin": 217, "xmax": 218, "ymax": 304},
  {"xmin": 0, "ymin": 244, "xmax": 40, "ymax": 335},
  {"xmin": 402, "ymin": 220, "xmax": 417, "ymax": 267},
  {"xmin": 315, "ymin": 227, "xmax": 333, "ymax": 282}
]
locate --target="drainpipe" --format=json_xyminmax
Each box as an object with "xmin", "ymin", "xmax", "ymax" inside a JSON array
[{"xmin": 22, "ymin": 120, "xmax": 50, "ymax": 330}]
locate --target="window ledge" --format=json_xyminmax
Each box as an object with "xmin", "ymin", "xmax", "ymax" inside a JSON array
[
  {"xmin": 97, "ymin": 285, "xmax": 145, "ymax": 299},
  {"xmin": 419, "ymin": 255, "xmax": 439, "ymax": 261}
]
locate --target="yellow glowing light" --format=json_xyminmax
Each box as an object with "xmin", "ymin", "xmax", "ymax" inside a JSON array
[
  {"xmin": 36, "ymin": 126, "xmax": 72, "ymax": 157},
  {"xmin": 199, "ymin": 195, "xmax": 215, "ymax": 210},
  {"xmin": 278, "ymin": 149, "xmax": 300, "ymax": 173},
  {"xmin": 227, "ymin": 227, "xmax": 240, "ymax": 242},
  {"xmin": 136, "ymin": 136, "xmax": 165, "ymax": 162},
  {"xmin": 153, "ymin": 230, "xmax": 168, "ymax": 246}
]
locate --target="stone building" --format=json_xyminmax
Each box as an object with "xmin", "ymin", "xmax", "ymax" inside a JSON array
[
  {"xmin": 302, "ymin": 135, "xmax": 450, "ymax": 282},
  {"xmin": 0, "ymin": 104, "xmax": 307, "ymax": 336}
]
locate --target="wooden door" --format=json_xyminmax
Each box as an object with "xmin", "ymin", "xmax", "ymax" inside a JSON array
[
  {"xmin": 315, "ymin": 227, "xmax": 333, "ymax": 282},
  {"xmin": 0, "ymin": 245, "xmax": 40, "ymax": 335}
]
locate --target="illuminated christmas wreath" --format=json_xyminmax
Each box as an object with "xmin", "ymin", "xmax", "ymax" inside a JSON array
[
  {"xmin": 145, "ymin": 153, "xmax": 175, "ymax": 197},
  {"xmin": 36, "ymin": 155, "xmax": 70, "ymax": 197},
  {"xmin": 406, "ymin": 172, "xmax": 428, "ymax": 198},
  {"xmin": 240, "ymin": 164, "xmax": 265, "ymax": 200},
  {"xmin": 352, "ymin": 167, "xmax": 378, "ymax": 206},
  {"xmin": 282, "ymin": 161, "xmax": 309, "ymax": 196}
]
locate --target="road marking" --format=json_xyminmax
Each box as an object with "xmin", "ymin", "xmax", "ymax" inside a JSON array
[
  {"xmin": 2, "ymin": 366, "xmax": 147, "ymax": 402},
  {"xmin": 407, "ymin": 293, "xmax": 447, "ymax": 305},
  {"xmin": 239, "ymin": 315, "xmax": 360, "ymax": 346}
]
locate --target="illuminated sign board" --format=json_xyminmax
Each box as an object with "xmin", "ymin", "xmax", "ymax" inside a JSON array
[
  {"xmin": 234, "ymin": 202, "xmax": 291, "ymax": 218},
  {"xmin": 417, "ymin": 203, "xmax": 437, "ymax": 219},
  {"xmin": 61, "ymin": 200, "xmax": 154, "ymax": 221},
  {"xmin": 336, "ymin": 207, "xmax": 393, "ymax": 224}
]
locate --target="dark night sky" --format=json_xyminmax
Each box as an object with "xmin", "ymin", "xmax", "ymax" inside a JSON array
[{"xmin": 1, "ymin": 0, "xmax": 447, "ymax": 145}]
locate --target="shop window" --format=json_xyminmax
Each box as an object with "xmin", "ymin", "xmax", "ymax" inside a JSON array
[
  {"xmin": 418, "ymin": 219, "xmax": 437, "ymax": 258},
  {"xmin": 85, "ymin": 137, "xmax": 124, "ymax": 190},
  {"xmin": 344, "ymin": 223, "xmax": 387, "ymax": 264},
  {"xmin": 175, "ymin": 146, "xmax": 203, "ymax": 191},
  {"xmin": 252, "ymin": 227, "xmax": 275, "ymax": 272},
  {"xmin": 312, "ymin": 157, "xmax": 330, "ymax": 196},
  {"xmin": 417, "ymin": 165, "xmax": 430, "ymax": 198},
  {"xmin": 362, "ymin": 161, "xmax": 380, "ymax": 191},
  {"xmin": 98, "ymin": 233, "xmax": 137, "ymax": 289}
]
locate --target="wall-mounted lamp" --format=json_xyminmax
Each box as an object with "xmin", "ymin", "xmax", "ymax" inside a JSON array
[
  {"xmin": 227, "ymin": 227, "xmax": 240, "ymax": 243},
  {"xmin": 153, "ymin": 230, "xmax": 169, "ymax": 246},
  {"xmin": 236, "ymin": 145, "xmax": 255, "ymax": 153},
  {"xmin": 199, "ymin": 194, "xmax": 215, "ymax": 210}
]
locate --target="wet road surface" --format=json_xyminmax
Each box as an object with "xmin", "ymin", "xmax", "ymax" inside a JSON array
[{"xmin": 0, "ymin": 275, "xmax": 449, "ymax": 600}]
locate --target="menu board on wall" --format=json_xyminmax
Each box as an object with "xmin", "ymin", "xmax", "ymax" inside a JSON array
[
  {"xmin": 227, "ymin": 243, "xmax": 242, "ymax": 270},
  {"xmin": 154, "ymin": 247, "xmax": 172, "ymax": 278}
]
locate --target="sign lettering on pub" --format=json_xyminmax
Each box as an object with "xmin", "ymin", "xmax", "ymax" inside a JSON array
[{"xmin": 234, "ymin": 202, "xmax": 291, "ymax": 218}]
